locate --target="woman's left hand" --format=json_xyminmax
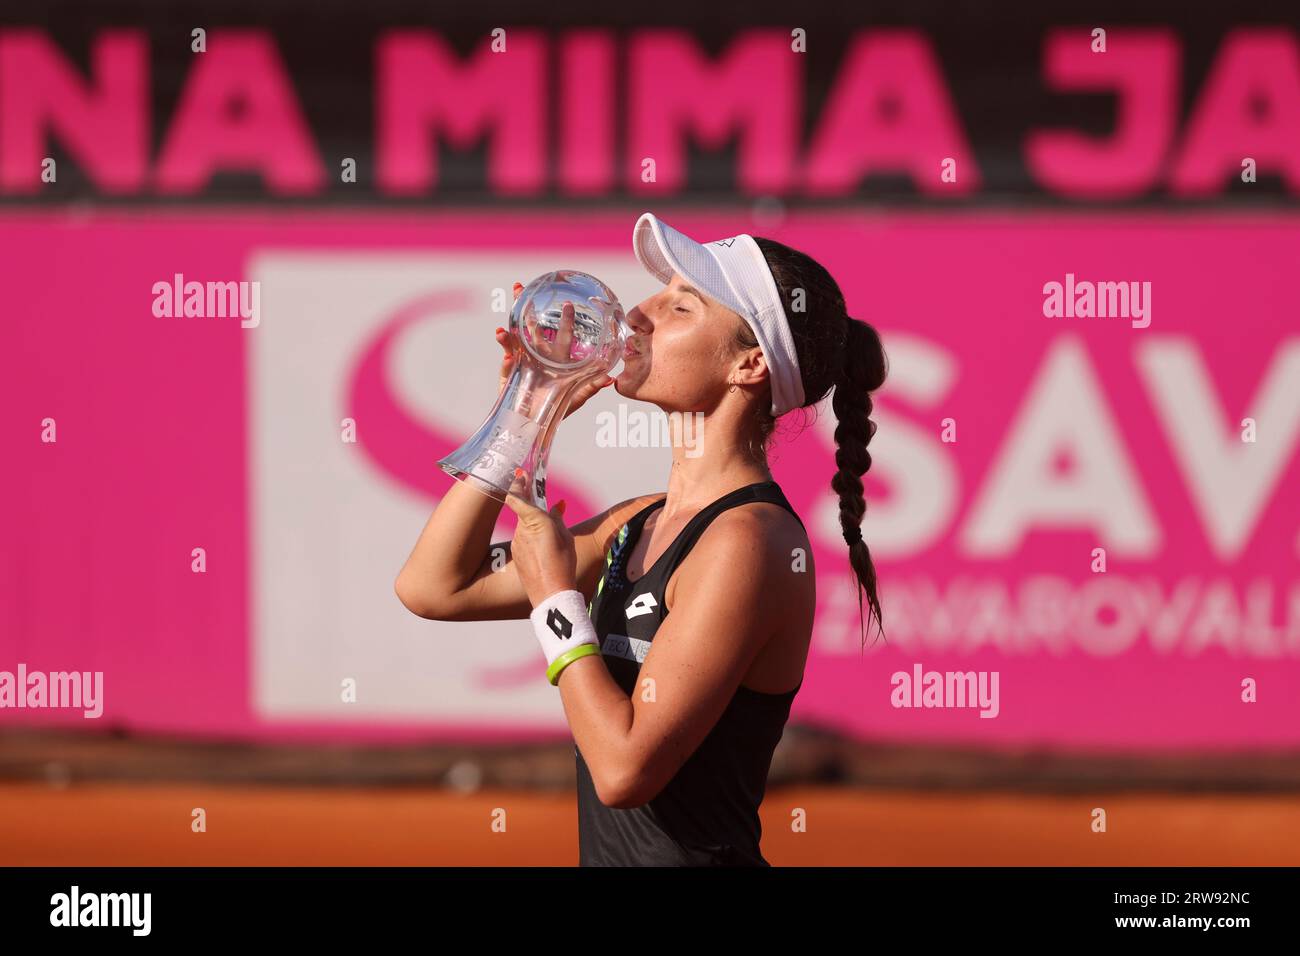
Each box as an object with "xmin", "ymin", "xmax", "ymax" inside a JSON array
[{"xmin": 501, "ymin": 481, "xmax": 578, "ymax": 606}]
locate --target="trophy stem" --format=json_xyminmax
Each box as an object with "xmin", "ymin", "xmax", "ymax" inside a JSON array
[{"xmin": 438, "ymin": 369, "xmax": 581, "ymax": 510}]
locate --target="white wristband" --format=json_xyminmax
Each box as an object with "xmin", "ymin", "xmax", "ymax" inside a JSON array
[{"xmin": 529, "ymin": 589, "xmax": 601, "ymax": 685}]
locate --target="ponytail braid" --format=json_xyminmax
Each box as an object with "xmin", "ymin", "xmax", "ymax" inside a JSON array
[{"xmin": 831, "ymin": 317, "xmax": 887, "ymax": 647}]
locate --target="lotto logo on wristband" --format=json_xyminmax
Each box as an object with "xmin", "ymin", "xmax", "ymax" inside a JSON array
[{"xmin": 546, "ymin": 608, "xmax": 574, "ymax": 640}]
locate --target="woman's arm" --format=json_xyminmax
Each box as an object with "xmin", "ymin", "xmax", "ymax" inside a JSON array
[
  {"xmin": 554, "ymin": 505, "xmax": 801, "ymax": 808},
  {"xmin": 394, "ymin": 486, "xmax": 665, "ymax": 622},
  {"xmin": 396, "ymin": 281, "xmax": 634, "ymax": 622}
]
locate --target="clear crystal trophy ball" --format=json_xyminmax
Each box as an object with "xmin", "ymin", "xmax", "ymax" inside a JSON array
[{"xmin": 438, "ymin": 270, "xmax": 628, "ymax": 509}]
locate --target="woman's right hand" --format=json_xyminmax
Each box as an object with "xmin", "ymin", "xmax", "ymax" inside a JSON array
[{"xmin": 496, "ymin": 281, "xmax": 616, "ymax": 419}]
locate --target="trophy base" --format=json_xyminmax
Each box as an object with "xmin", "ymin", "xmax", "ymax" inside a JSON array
[{"xmin": 437, "ymin": 461, "xmax": 512, "ymax": 504}]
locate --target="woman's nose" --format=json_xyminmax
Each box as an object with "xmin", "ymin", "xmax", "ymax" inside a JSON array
[{"xmin": 625, "ymin": 305, "xmax": 653, "ymax": 333}]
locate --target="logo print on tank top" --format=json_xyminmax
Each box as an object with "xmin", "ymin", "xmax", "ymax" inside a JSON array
[
  {"xmin": 602, "ymin": 632, "xmax": 651, "ymax": 663},
  {"xmin": 626, "ymin": 592, "xmax": 659, "ymax": 619}
]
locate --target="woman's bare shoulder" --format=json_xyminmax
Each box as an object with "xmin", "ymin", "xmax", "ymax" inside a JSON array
[
  {"xmin": 681, "ymin": 499, "xmax": 812, "ymax": 580},
  {"xmin": 664, "ymin": 500, "xmax": 814, "ymax": 630},
  {"xmin": 570, "ymin": 491, "xmax": 667, "ymax": 551},
  {"xmin": 612, "ymin": 490, "xmax": 668, "ymax": 525}
]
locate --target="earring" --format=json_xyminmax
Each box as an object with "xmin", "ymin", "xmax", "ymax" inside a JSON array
[{"xmin": 728, "ymin": 377, "xmax": 738, "ymax": 393}]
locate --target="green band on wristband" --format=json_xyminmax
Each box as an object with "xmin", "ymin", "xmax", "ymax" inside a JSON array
[{"xmin": 547, "ymin": 643, "xmax": 601, "ymax": 686}]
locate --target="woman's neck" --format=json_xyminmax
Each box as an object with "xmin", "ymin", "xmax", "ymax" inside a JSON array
[{"xmin": 658, "ymin": 416, "xmax": 772, "ymax": 518}]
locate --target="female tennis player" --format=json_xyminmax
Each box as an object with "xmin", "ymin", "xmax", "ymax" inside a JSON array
[{"xmin": 396, "ymin": 212, "xmax": 887, "ymax": 866}]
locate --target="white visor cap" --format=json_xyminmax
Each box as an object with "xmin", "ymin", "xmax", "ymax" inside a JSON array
[{"xmin": 632, "ymin": 212, "xmax": 805, "ymax": 417}]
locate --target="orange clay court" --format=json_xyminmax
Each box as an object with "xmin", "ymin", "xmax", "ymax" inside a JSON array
[{"xmin": 3, "ymin": 783, "xmax": 1298, "ymax": 866}]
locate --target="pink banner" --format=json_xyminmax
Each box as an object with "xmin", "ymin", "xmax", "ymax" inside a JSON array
[{"xmin": 2, "ymin": 210, "xmax": 1297, "ymax": 750}]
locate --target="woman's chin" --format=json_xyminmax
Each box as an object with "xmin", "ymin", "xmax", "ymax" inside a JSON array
[{"xmin": 612, "ymin": 367, "xmax": 641, "ymax": 396}]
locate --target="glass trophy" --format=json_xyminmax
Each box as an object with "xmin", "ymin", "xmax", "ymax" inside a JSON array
[{"xmin": 438, "ymin": 270, "xmax": 628, "ymax": 509}]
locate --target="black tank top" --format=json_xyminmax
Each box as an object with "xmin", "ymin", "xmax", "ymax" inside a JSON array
[{"xmin": 575, "ymin": 479, "xmax": 805, "ymax": 866}]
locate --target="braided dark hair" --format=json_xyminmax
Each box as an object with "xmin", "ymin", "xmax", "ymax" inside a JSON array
[{"xmin": 730, "ymin": 236, "xmax": 888, "ymax": 647}]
